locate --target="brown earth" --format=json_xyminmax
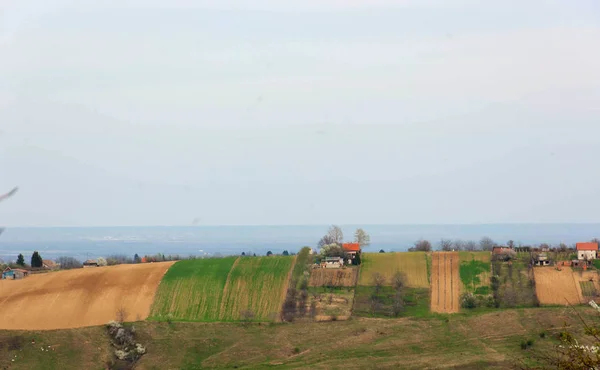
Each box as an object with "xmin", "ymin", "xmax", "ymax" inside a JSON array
[
  {"xmin": 534, "ymin": 267, "xmax": 595, "ymax": 305},
  {"xmin": 430, "ymin": 252, "xmax": 460, "ymax": 313},
  {"xmin": 0, "ymin": 262, "xmax": 174, "ymax": 330},
  {"xmin": 308, "ymin": 268, "xmax": 358, "ymax": 287}
]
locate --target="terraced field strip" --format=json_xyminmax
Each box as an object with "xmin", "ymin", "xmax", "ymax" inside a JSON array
[
  {"xmin": 219, "ymin": 256, "xmax": 294, "ymax": 321},
  {"xmin": 0, "ymin": 262, "xmax": 174, "ymax": 330},
  {"xmin": 150, "ymin": 257, "xmax": 237, "ymax": 321},
  {"xmin": 572, "ymin": 270, "xmax": 600, "ymax": 301},
  {"xmin": 430, "ymin": 252, "xmax": 460, "ymax": 313},
  {"xmin": 358, "ymin": 252, "xmax": 429, "ymax": 288},
  {"xmin": 309, "ymin": 268, "xmax": 359, "ymax": 287},
  {"xmin": 533, "ymin": 267, "xmax": 580, "ymax": 305}
]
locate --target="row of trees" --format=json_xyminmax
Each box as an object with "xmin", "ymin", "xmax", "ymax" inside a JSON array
[
  {"xmin": 317, "ymin": 225, "xmax": 371, "ymax": 249},
  {"xmin": 12, "ymin": 251, "xmax": 44, "ymax": 268}
]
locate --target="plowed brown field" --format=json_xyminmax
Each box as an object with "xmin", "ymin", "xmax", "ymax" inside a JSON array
[
  {"xmin": 431, "ymin": 252, "xmax": 460, "ymax": 313},
  {"xmin": 309, "ymin": 268, "xmax": 358, "ymax": 287},
  {"xmin": 534, "ymin": 267, "xmax": 589, "ymax": 305},
  {"xmin": 0, "ymin": 262, "xmax": 174, "ymax": 330}
]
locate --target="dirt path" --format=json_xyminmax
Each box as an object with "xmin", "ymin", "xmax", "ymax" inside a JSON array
[
  {"xmin": 430, "ymin": 252, "xmax": 460, "ymax": 313},
  {"xmin": 0, "ymin": 262, "xmax": 174, "ymax": 330}
]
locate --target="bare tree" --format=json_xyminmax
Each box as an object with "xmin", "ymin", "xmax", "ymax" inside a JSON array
[
  {"xmin": 453, "ymin": 239, "xmax": 465, "ymax": 251},
  {"xmin": 413, "ymin": 239, "xmax": 432, "ymax": 252},
  {"xmin": 372, "ymin": 272, "xmax": 386, "ymax": 294},
  {"xmin": 479, "ymin": 237, "xmax": 495, "ymax": 251},
  {"xmin": 116, "ymin": 307, "xmax": 129, "ymax": 323},
  {"xmin": 439, "ymin": 239, "xmax": 454, "ymax": 251},
  {"xmin": 240, "ymin": 309, "xmax": 255, "ymax": 326},
  {"xmin": 465, "ymin": 240, "xmax": 478, "ymax": 251},
  {"xmin": 327, "ymin": 225, "xmax": 344, "ymax": 245},
  {"xmin": 354, "ymin": 228, "xmax": 371, "ymax": 248},
  {"xmin": 392, "ymin": 272, "xmax": 406, "ymax": 292},
  {"xmin": 507, "ymin": 240, "xmax": 515, "ymax": 248}
]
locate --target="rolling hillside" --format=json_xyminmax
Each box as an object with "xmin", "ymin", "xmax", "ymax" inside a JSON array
[{"xmin": 0, "ymin": 262, "xmax": 174, "ymax": 330}]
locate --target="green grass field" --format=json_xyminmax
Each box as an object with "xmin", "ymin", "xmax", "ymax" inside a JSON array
[
  {"xmin": 358, "ymin": 252, "xmax": 429, "ymax": 288},
  {"xmin": 219, "ymin": 256, "xmax": 294, "ymax": 321},
  {"xmin": 580, "ymin": 281, "xmax": 597, "ymax": 297},
  {"xmin": 353, "ymin": 286, "xmax": 430, "ymax": 318},
  {"xmin": 459, "ymin": 252, "xmax": 491, "ymax": 293},
  {"xmin": 150, "ymin": 257, "xmax": 238, "ymax": 322},
  {"xmin": 3, "ymin": 306, "xmax": 593, "ymax": 369}
]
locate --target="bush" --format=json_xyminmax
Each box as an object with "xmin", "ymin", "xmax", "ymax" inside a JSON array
[
  {"xmin": 520, "ymin": 340, "xmax": 528, "ymax": 350},
  {"xmin": 460, "ymin": 293, "xmax": 478, "ymax": 309}
]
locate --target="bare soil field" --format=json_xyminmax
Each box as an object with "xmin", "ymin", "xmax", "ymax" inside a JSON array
[
  {"xmin": 430, "ymin": 252, "xmax": 460, "ymax": 313},
  {"xmin": 308, "ymin": 268, "xmax": 358, "ymax": 287},
  {"xmin": 534, "ymin": 267, "xmax": 580, "ymax": 305},
  {"xmin": 0, "ymin": 262, "xmax": 174, "ymax": 330}
]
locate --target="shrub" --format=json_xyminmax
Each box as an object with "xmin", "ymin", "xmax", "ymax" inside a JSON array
[
  {"xmin": 460, "ymin": 293, "xmax": 478, "ymax": 309},
  {"xmin": 520, "ymin": 340, "xmax": 528, "ymax": 350},
  {"xmin": 293, "ymin": 347, "xmax": 300, "ymax": 354}
]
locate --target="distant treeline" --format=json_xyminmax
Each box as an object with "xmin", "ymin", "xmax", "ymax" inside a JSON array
[{"xmin": 408, "ymin": 237, "xmax": 600, "ymax": 252}]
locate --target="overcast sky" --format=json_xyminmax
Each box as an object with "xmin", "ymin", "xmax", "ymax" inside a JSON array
[{"xmin": 0, "ymin": 0, "xmax": 599, "ymax": 227}]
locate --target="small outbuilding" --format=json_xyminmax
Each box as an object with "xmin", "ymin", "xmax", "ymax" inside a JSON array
[
  {"xmin": 321, "ymin": 257, "xmax": 344, "ymax": 269},
  {"xmin": 83, "ymin": 259, "xmax": 99, "ymax": 268},
  {"xmin": 577, "ymin": 242, "xmax": 598, "ymax": 261},
  {"xmin": 2, "ymin": 267, "xmax": 29, "ymax": 279}
]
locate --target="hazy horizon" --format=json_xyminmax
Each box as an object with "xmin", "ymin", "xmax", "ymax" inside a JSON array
[{"xmin": 1, "ymin": 1, "xmax": 599, "ymax": 227}]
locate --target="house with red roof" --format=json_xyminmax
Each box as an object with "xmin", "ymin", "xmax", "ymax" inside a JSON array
[
  {"xmin": 576, "ymin": 242, "xmax": 598, "ymax": 261},
  {"xmin": 342, "ymin": 243, "xmax": 361, "ymax": 264}
]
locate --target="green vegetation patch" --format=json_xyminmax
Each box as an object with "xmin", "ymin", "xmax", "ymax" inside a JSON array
[
  {"xmin": 580, "ymin": 281, "xmax": 596, "ymax": 297},
  {"xmin": 219, "ymin": 256, "xmax": 294, "ymax": 321},
  {"xmin": 150, "ymin": 257, "xmax": 237, "ymax": 322},
  {"xmin": 460, "ymin": 259, "xmax": 490, "ymax": 292},
  {"xmin": 353, "ymin": 286, "xmax": 430, "ymax": 318}
]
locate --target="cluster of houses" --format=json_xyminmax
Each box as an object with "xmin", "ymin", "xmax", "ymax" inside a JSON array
[
  {"xmin": 1, "ymin": 259, "xmax": 59, "ymax": 280},
  {"xmin": 317, "ymin": 243, "xmax": 361, "ymax": 268},
  {"xmin": 493, "ymin": 242, "xmax": 600, "ymax": 268}
]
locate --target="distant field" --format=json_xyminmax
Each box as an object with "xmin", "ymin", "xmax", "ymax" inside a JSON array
[
  {"xmin": 150, "ymin": 257, "xmax": 237, "ymax": 322},
  {"xmin": 358, "ymin": 252, "xmax": 429, "ymax": 288},
  {"xmin": 0, "ymin": 262, "xmax": 174, "ymax": 330},
  {"xmin": 219, "ymin": 256, "xmax": 294, "ymax": 321},
  {"xmin": 458, "ymin": 251, "xmax": 491, "ymax": 293}
]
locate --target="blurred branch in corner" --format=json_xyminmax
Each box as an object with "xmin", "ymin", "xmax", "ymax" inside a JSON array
[
  {"xmin": 0, "ymin": 187, "xmax": 18, "ymax": 203},
  {"xmin": 0, "ymin": 186, "xmax": 19, "ymax": 236}
]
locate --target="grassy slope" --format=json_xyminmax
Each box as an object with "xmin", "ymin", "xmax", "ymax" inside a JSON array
[
  {"xmin": 3, "ymin": 307, "xmax": 597, "ymax": 369},
  {"xmin": 358, "ymin": 252, "xmax": 429, "ymax": 288},
  {"xmin": 150, "ymin": 257, "xmax": 237, "ymax": 322},
  {"xmin": 219, "ymin": 256, "xmax": 294, "ymax": 321},
  {"xmin": 459, "ymin": 251, "xmax": 491, "ymax": 294}
]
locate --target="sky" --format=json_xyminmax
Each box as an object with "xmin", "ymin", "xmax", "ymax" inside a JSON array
[{"xmin": 0, "ymin": 0, "xmax": 599, "ymax": 227}]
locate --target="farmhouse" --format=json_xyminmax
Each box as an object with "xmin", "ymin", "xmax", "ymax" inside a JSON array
[
  {"xmin": 342, "ymin": 243, "xmax": 361, "ymax": 264},
  {"xmin": 42, "ymin": 259, "xmax": 59, "ymax": 270},
  {"xmin": 576, "ymin": 242, "xmax": 598, "ymax": 261},
  {"xmin": 533, "ymin": 254, "xmax": 551, "ymax": 266},
  {"xmin": 83, "ymin": 259, "xmax": 99, "ymax": 268},
  {"xmin": 2, "ymin": 267, "xmax": 29, "ymax": 279}
]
